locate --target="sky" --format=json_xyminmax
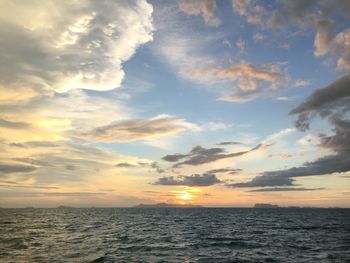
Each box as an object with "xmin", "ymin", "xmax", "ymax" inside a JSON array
[{"xmin": 0, "ymin": 0, "xmax": 349, "ymax": 208}]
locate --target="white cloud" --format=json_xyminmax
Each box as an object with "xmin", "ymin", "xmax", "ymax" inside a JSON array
[
  {"xmin": 264, "ymin": 128, "xmax": 296, "ymax": 144},
  {"xmin": 0, "ymin": 0, "xmax": 154, "ymax": 92}
]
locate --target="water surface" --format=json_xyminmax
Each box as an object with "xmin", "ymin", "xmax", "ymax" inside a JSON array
[{"xmin": 1, "ymin": 208, "xmax": 349, "ymax": 262}]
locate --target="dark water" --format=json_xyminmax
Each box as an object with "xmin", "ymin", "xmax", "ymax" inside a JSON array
[{"xmin": 1, "ymin": 208, "xmax": 350, "ymax": 263}]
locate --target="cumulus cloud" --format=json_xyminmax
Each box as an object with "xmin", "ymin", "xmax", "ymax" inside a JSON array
[
  {"xmin": 231, "ymin": 75, "xmax": 350, "ymax": 188},
  {"xmin": 179, "ymin": 0, "xmax": 220, "ymax": 26},
  {"xmin": 153, "ymin": 173, "xmax": 221, "ymax": 186},
  {"xmin": 0, "ymin": 0, "xmax": 153, "ymax": 93},
  {"xmin": 186, "ymin": 63, "xmax": 284, "ymax": 102},
  {"xmin": 163, "ymin": 143, "xmax": 268, "ymax": 167},
  {"xmin": 84, "ymin": 115, "xmax": 195, "ymax": 143}
]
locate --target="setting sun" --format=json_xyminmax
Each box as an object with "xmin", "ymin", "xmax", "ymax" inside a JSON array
[{"xmin": 179, "ymin": 192, "xmax": 192, "ymax": 201}]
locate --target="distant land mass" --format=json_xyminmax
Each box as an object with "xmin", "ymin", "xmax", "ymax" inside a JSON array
[
  {"xmin": 254, "ymin": 203, "xmax": 280, "ymax": 208},
  {"xmin": 134, "ymin": 203, "xmax": 203, "ymax": 208}
]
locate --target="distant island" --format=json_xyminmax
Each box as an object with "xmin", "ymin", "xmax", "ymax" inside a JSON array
[
  {"xmin": 254, "ymin": 203, "xmax": 279, "ymax": 208},
  {"xmin": 134, "ymin": 203, "xmax": 203, "ymax": 208}
]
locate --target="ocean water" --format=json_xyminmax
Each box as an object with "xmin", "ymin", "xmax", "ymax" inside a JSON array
[{"xmin": 0, "ymin": 208, "xmax": 350, "ymax": 263}]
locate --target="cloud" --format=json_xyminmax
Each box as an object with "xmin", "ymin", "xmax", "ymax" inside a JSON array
[
  {"xmin": 0, "ymin": 163, "xmax": 36, "ymax": 174},
  {"xmin": 217, "ymin": 141, "xmax": 243, "ymax": 146},
  {"xmin": 153, "ymin": 173, "xmax": 221, "ymax": 186},
  {"xmin": 0, "ymin": 0, "xmax": 153, "ymax": 93},
  {"xmin": 179, "ymin": 0, "xmax": 220, "ymax": 26},
  {"xmin": 268, "ymin": 153, "xmax": 293, "ymax": 159},
  {"xmin": 290, "ymin": 74, "xmax": 350, "ymax": 131},
  {"xmin": 115, "ymin": 161, "xmax": 164, "ymax": 174},
  {"xmin": 0, "ymin": 182, "xmax": 58, "ymax": 190},
  {"xmin": 186, "ymin": 63, "xmax": 285, "ymax": 102},
  {"xmin": 233, "ymin": 1, "xmax": 350, "ymax": 72},
  {"xmin": 115, "ymin": 162, "xmax": 138, "ymax": 168},
  {"xmin": 0, "ymin": 118, "xmax": 31, "ymax": 129},
  {"xmin": 232, "ymin": 0, "xmax": 266, "ymax": 25},
  {"xmin": 84, "ymin": 115, "xmax": 195, "ymax": 142},
  {"xmin": 150, "ymin": 162, "xmax": 165, "ymax": 174},
  {"xmin": 163, "ymin": 143, "xmax": 268, "ymax": 167},
  {"xmin": 269, "ymin": 1, "xmax": 350, "ymax": 71},
  {"xmin": 253, "ymin": 32, "xmax": 265, "ymax": 42},
  {"xmin": 248, "ymin": 187, "xmax": 325, "ymax": 192},
  {"xmin": 295, "ymin": 80, "xmax": 310, "ymax": 88},
  {"xmin": 0, "ymin": 191, "xmax": 105, "ymax": 198},
  {"xmin": 228, "ymin": 174, "xmax": 294, "ymax": 188},
  {"xmin": 205, "ymin": 168, "xmax": 242, "ymax": 174},
  {"xmin": 333, "ymin": 28, "xmax": 350, "ymax": 71},
  {"xmin": 231, "ymin": 75, "xmax": 350, "ymax": 188}
]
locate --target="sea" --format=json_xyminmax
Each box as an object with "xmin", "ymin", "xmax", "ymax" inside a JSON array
[{"xmin": 1, "ymin": 208, "xmax": 350, "ymax": 263}]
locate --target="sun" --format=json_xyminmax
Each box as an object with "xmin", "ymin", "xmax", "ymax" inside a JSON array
[
  {"xmin": 171, "ymin": 188, "xmax": 202, "ymax": 204},
  {"xmin": 179, "ymin": 192, "xmax": 192, "ymax": 201}
]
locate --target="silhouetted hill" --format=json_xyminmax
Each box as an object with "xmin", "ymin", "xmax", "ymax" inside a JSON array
[
  {"xmin": 134, "ymin": 203, "xmax": 203, "ymax": 208},
  {"xmin": 254, "ymin": 203, "xmax": 279, "ymax": 208}
]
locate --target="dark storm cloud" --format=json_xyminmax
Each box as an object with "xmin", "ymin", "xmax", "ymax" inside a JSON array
[
  {"xmin": 163, "ymin": 144, "xmax": 267, "ymax": 168},
  {"xmin": 0, "ymin": 163, "xmax": 36, "ymax": 174},
  {"xmin": 247, "ymin": 187, "xmax": 325, "ymax": 192},
  {"xmin": 153, "ymin": 173, "xmax": 221, "ymax": 187},
  {"xmin": 231, "ymin": 75, "xmax": 350, "ymax": 188}
]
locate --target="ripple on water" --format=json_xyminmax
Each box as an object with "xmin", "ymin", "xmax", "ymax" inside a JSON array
[{"xmin": 0, "ymin": 208, "xmax": 350, "ymax": 262}]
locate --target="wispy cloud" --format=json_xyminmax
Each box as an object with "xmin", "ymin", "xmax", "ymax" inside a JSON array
[
  {"xmin": 163, "ymin": 143, "xmax": 269, "ymax": 167},
  {"xmin": 0, "ymin": 163, "xmax": 36, "ymax": 175},
  {"xmin": 248, "ymin": 187, "xmax": 325, "ymax": 192},
  {"xmin": 83, "ymin": 115, "xmax": 197, "ymax": 143},
  {"xmin": 186, "ymin": 62, "xmax": 286, "ymax": 102}
]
